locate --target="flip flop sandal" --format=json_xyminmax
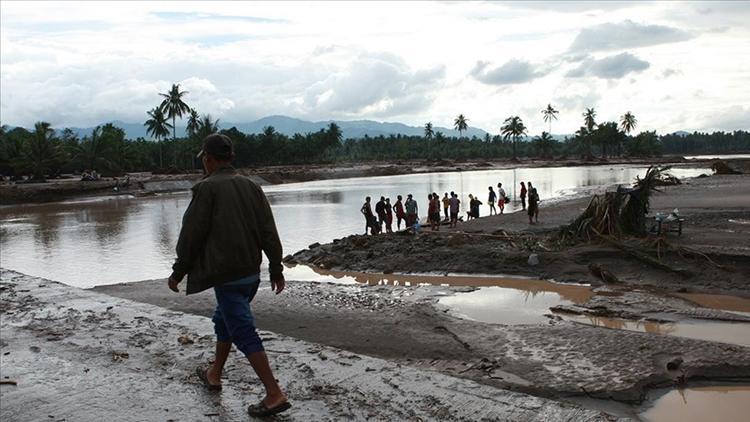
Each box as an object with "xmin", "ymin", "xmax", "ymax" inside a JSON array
[
  {"xmin": 195, "ymin": 367, "xmax": 222, "ymax": 391},
  {"xmin": 247, "ymin": 400, "xmax": 292, "ymax": 417}
]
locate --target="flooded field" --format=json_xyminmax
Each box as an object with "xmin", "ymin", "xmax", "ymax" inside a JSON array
[
  {"xmin": 0, "ymin": 164, "xmax": 708, "ymax": 287},
  {"xmin": 640, "ymin": 385, "xmax": 750, "ymax": 422}
]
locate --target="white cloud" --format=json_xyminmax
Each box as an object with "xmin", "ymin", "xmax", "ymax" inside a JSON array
[
  {"xmin": 1, "ymin": 1, "xmax": 748, "ymax": 135},
  {"xmin": 568, "ymin": 20, "xmax": 694, "ymax": 53}
]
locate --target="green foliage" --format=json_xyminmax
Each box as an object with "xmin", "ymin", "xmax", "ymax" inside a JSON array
[
  {"xmin": 533, "ymin": 132, "xmax": 556, "ymax": 158},
  {"xmin": 501, "ymin": 115, "xmax": 527, "ymax": 159},
  {"xmin": 626, "ymin": 131, "xmax": 661, "ymax": 157}
]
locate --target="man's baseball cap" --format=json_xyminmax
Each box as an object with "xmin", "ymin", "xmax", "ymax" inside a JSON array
[{"xmin": 197, "ymin": 134, "xmax": 234, "ymax": 159}]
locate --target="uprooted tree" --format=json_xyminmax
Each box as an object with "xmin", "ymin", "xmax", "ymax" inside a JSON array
[{"xmin": 557, "ymin": 166, "xmax": 675, "ymax": 243}]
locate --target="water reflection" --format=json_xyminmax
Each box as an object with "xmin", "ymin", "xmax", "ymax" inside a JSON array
[
  {"xmin": 561, "ymin": 315, "xmax": 750, "ymax": 347},
  {"xmin": 640, "ymin": 386, "xmax": 750, "ymax": 422},
  {"xmin": 0, "ymin": 164, "xmax": 709, "ymax": 287}
]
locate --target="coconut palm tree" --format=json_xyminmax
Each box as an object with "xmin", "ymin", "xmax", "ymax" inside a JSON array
[
  {"xmin": 186, "ymin": 109, "xmax": 200, "ymax": 138},
  {"xmin": 159, "ymin": 83, "xmax": 191, "ymax": 141},
  {"xmin": 620, "ymin": 111, "xmax": 637, "ymax": 135},
  {"xmin": 144, "ymin": 107, "xmax": 172, "ymax": 168},
  {"xmin": 501, "ymin": 116, "xmax": 527, "ymax": 160},
  {"xmin": 541, "ymin": 104, "xmax": 559, "ymax": 134},
  {"xmin": 196, "ymin": 114, "xmax": 220, "ymax": 140},
  {"xmin": 454, "ymin": 114, "xmax": 468, "ymax": 138},
  {"xmin": 74, "ymin": 126, "xmax": 113, "ymax": 172},
  {"xmin": 582, "ymin": 108, "xmax": 597, "ymax": 158},
  {"xmin": 533, "ymin": 131, "xmax": 555, "ymax": 158},
  {"xmin": 424, "ymin": 122, "xmax": 434, "ymax": 140},
  {"xmin": 22, "ymin": 122, "xmax": 63, "ymax": 181}
]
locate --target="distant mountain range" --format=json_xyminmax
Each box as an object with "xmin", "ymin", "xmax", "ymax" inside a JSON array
[
  {"xmin": 12, "ymin": 116, "xmax": 695, "ymax": 141},
  {"xmin": 52, "ymin": 115, "xmax": 490, "ymax": 140}
]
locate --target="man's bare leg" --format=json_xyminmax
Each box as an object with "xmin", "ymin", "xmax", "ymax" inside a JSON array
[
  {"xmin": 247, "ymin": 351, "xmax": 287, "ymax": 407},
  {"xmin": 206, "ymin": 341, "xmax": 231, "ymax": 385}
]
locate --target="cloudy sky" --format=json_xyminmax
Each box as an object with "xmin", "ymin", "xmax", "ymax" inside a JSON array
[{"xmin": 1, "ymin": 1, "xmax": 749, "ymax": 135}]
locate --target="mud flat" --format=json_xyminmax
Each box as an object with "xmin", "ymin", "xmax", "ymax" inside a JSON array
[
  {"xmin": 97, "ymin": 271, "xmax": 750, "ymax": 415},
  {"xmin": 288, "ymin": 170, "xmax": 750, "ymax": 295},
  {"xmin": 0, "ymin": 270, "xmax": 617, "ymax": 421}
]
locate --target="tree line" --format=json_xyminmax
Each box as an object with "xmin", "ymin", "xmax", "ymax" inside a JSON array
[{"xmin": 1, "ymin": 84, "xmax": 748, "ymax": 180}]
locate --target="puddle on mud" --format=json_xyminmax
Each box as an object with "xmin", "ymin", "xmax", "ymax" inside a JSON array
[
  {"xmin": 639, "ymin": 385, "xmax": 750, "ymax": 422},
  {"xmin": 312, "ymin": 268, "xmax": 595, "ymax": 325},
  {"xmin": 560, "ymin": 315, "xmax": 750, "ymax": 347},
  {"xmin": 311, "ymin": 268, "xmax": 750, "ymax": 341}
]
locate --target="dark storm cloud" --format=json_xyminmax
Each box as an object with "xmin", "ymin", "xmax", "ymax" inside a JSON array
[
  {"xmin": 470, "ymin": 60, "xmax": 549, "ymax": 85},
  {"xmin": 569, "ymin": 20, "xmax": 694, "ymax": 53},
  {"xmin": 566, "ymin": 53, "xmax": 649, "ymax": 79}
]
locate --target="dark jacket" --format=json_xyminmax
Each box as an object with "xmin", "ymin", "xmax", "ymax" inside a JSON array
[{"xmin": 170, "ymin": 166, "xmax": 283, "ymax": 295}]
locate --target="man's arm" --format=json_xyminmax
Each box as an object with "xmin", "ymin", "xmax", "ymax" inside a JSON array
[
  {"xmin": 170, "ymin": 183, "xmax": 214, "ymax": 284},
  {"xmin": 257, "ymin": 188, "xmax": 284, "ymax": 292}
]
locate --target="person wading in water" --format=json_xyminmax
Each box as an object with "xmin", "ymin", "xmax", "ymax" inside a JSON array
[{"xmin": 168, "ymin": 134, "xmax": 291, "ymax": 417}]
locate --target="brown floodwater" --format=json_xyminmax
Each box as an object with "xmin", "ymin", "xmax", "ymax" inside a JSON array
[
  {"xmin": 0, "ymin": 165, "xmax": 709, "ymax": 287},
  {"xmin": 639, "ymin": 385, "xmax": 750, "ymax": 422}
]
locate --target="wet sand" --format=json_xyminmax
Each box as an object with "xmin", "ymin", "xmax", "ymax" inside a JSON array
[
  {"xmin": 1, "ymin": 270, "xmax": 616, "ymax": 421},
  {"xmin": 94, "ymin": 270, "xmax": 750, "ymax": 405}
]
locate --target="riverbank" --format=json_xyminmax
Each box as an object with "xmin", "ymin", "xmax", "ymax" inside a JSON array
[
  {"xmin": 288, "ymin": 167, "xmax": 750, "ymax": 295},
  {"xmin": 0, "ymin": 269, "xmax": 616, "ymax": 421},
  {"xmin": 0, "ymin": 155, "xmax": 717, "ymax": 205}
]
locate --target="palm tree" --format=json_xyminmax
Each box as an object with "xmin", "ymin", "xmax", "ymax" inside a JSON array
[
  {"xmin": 424, "ymin": 122, "xmax": 434, "ymax": 140},
  {"xmin": 159, "ymin": 83, "xmax": 191, "ymax": 142},
  {"xmin": 23, "ymin": 122, "xmax": 62, "ymax": 181},
  {"xmin": 196, "ymin": 114, "xmax": 220, "ymax": 140},
  {"xmin": 454, "ymin": 114, "xmax": 468, "ymax": 138},
  {"xmin": 144, "ymin": 107, "xmax": 172, "ymax": 168},
  {"xmin": 74, "ymin": 126, "xmax": 113, "ymax": 172},
  {"xmin": 501, "ymin": 116, "xmax": 527, "ymax": 160},
  {"xmin": 186, "ymin": 109, "xmax": 200, "ymax": 138},
  {"xmin": 583, "ymin": 108, "xmax": 597, "ymax": 132},
  {"xmin": 541, "ymin": 104, "xmax": 559, "ymax": 134},
  {"xmin": 620, "ymin": 111, "xmax": 637, "ymax": 135},
  {"xmin": 325, "ymin": 122, "xmax": 343, "ymax": 149},
  {"xmin": 582, "ymin": 108, "xmax": 597, "ymax": 158},
  {"xmin": 534, "ymin": 131, "xmax": 555, "ymax": 158}
]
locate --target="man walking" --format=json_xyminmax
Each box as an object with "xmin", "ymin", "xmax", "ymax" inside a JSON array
[{"xmin": 167, "ymin": 134, "xmax": 291, "ymax": 417}]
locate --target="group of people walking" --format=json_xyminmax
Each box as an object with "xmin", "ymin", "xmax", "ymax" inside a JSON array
[
  {"xmin": 360, "ymin": 181, "xmax": 541, "ymax": 235},
  {"xmin": 489, "ymin": 181, "xmax": 540, "ymax": 224},
  {"xmin": 360, "ymin": 194, "xmax": 420, "ymax": 235}
]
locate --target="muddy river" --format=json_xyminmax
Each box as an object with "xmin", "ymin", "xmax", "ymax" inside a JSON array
[{"xmin": 0, "ymin": 164, "xmax": 708, "ymax": 287}]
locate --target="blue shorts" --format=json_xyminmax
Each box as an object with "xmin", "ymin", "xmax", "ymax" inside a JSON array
[{"xmin": 212, "ymin": 274, "xmax": 264, "ymax": 356}]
